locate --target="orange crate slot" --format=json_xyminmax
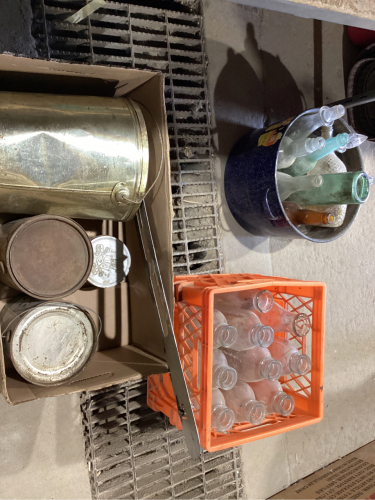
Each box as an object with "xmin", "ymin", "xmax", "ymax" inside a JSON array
[{"xmin": 147, "ymin": 273, "xmax": 326, "ymax": 452}]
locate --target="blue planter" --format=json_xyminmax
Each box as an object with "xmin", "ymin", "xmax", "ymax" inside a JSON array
[{"xmin": 224, "ymin": 110, "xmax": 363, "ymax": 242}]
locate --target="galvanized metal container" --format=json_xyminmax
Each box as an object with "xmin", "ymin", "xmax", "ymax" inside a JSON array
[
  {"xmin": 0, "ymin": 215, "xmax": 93, "ymax": 300},
  {"xmin": 88, "ymin": 236, "xmax": 131, "ymax": 288},
  {"xmin": 225, "ymin": 111, "xmax": 364, "ymax": 242},
  {"xmin": 1, "ymin": 296, "xmax": 98, "ymax": 386},
  {"xmin": 0, "ymin": 91, "xmax": 149, "ymax": 221}
]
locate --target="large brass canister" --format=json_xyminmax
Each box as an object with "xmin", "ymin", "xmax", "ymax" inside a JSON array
[{"xmin": 0, "ymin": 92, "xmax": 149, "ymax": 220}]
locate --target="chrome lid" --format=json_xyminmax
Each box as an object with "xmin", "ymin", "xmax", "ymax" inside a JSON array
[
  {"xmin": 7, "ymin": 303, "xmax": 96, "ymax": 386},
  {"xmin": 88, "ymin": 236, "xmax": 131, "ymax": 288}
]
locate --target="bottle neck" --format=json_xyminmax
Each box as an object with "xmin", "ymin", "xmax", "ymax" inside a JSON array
[
  {"xmin": 250, "ymin": 324, "xmax": 274, "ymax": 348},
  {"xmin": 242, "ymin": 400, "xmax": 266, "ymax": 426},
  {"xmin": 292, "ymin": 208, "xmax": 335, "ymax": 226},
  {"xmin": 307, "ymin": 133, "xmax": 348, "ymax": 162},
  {"xmin": 295, "ymin": 175, "xmax": 323, "ymax": 191},
  {"xmin": 212, "ymin": 364, "xmax": 237, "ymax": 390},
  {"xmin": 259, "ymin": 357, "xmax": 282, "ymax": 381},
  {"xmin": 289, "ymin": 352, "xmax": 311, "ymax": 375},
  {"xmin": 277, "ymin": 308, "xmax": 311, "ymax": 337},
  {"xmin": 272, "ymin": 391, "xmax": 295, "ymax": 416},
  {"xmin": 212, "ymin": 404, "xmax": 235, "ymax": 432},
  {"xmin": 252, "ymin": 289, "xmax": 274, "ymax": 313},
  {"xmin": 214, "ymin": 324, "xmax": 238, "ymax": 348}
]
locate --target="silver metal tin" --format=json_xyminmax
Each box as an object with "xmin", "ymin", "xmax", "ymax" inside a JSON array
[
  {"xmin": 0, "ymin": 92, "xmax": 149, "ymax": 221},
  {"xmin": 2, "ymin": 296, "xmax": 97, "ymax": 386},
  {"xmin": 88, "ymin": 236, "xmax": 131, "ymax": 288}
]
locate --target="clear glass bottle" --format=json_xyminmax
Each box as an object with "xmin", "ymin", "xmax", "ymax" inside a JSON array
[
  {"xmin": 277, "ymin": 136, "xmax": 325, "ymax": 170},
  {"xmin": 268, "ymin": 337, "xmax": 311, "ymax": 376},
  {"xmin": 213, "ymin": 309, "xmax": 238, "ymax": 348},
  {"xmin": 222, "ymin": 380, "xmax": 266, "ymax": 425},
  {"xmin": 256, "ymin": 302, "xmax": 311, "ymax": 337},
  {"xmin": 221, "ymin": 346, "xmax": 282, "ymax": 383},
  {"xmin": 282, "ymin": 133, "xmax": 349, "ymax": 177},
  {"xmin": 214, "ymin": 303, "xmax": 274, "ymax": 350},
  {"xmin": 212, "ymin": 349, "xmax": 237, "ymax": 390},
  {"xmin": 276, "ymin": 172, "xmax": 323, "ymax": 202},
  {"xmin": 249, "ymin": 380, "xmax": 295, "ymax": 416},
  {"xmin": 287, "ymin": 171, "xmax": 370, "ymax": 206},
  {"xmin": 216, "ymin": 289, "xmax": 274, "ymax": 313},
  {"xmin": 285, "ymin": 105, "xmax": 345, "ymax": 142},
  {"xmin": 282, "ymin": 201, "xmax": 334, "ymax": 226},
  {"xmin": 211, "ymin": 388, "xmax": 235, "ymax": 432},
  {"xmin": 336, "ymin": 132, "xmax": 367, "ymax": 153}
]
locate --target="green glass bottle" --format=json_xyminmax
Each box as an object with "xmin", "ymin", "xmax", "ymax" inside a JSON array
[{"xmin": 287, "ymin": 172, "xmax": 370, "ymax": 206}]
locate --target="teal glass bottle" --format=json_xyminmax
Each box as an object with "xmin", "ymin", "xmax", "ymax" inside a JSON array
[
  {"xmin": 282, "ymin": 133, "xmax": 349, "ymax": 177},
  {"xmin": 287, "ymin": 172, "xmax": 370, "ymax": 206}
]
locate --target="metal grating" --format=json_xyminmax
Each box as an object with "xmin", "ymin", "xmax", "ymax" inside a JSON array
[
  {"xmin": 31, "ymin": 0, "xmax": 223, "ymax": 276},
  {"xmin": 81, "ymin": 379, "xmax": 243, "ymax": 499}
]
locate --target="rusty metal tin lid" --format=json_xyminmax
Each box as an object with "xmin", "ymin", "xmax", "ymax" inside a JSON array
[
  {"xmin": 88, "ymin": 236, "xmax": 131, "ymax": 288},
  {"xmin": 8, "ymin": 303, "xmax": 96, "ymax": 386},
  {"xmin": 8, "ymin": 215, "xmax": 93, "ymax": 300}
]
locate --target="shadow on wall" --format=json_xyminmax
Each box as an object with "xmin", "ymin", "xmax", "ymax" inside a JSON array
[{"xmin": 212, "ymin": 23, "xmax": 305, "ymax": 254}]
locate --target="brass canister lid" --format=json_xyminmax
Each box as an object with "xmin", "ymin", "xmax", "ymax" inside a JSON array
[{"xmin": 8, "ymin": 215, "xmax": 93, "ymax": 300}]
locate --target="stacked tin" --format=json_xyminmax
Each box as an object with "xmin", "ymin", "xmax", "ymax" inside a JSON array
[{"xmin": 0, "ymin": 92, "xmax": 148, "ymax": 386}]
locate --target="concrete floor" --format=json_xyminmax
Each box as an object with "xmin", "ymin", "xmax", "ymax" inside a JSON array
[
  {"xmin": 204, "ymin": 1, "xmax": 375, "ymax": 498},
  {"xmin": 1, "ymin": 1, "xmax": 375, "ymax": 499},
  {"xmin": 0, "ymin": 394, "xmax": 91, "ymax": 499}
]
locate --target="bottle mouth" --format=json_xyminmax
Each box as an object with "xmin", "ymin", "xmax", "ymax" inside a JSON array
[
  {"xmin": 243, "ymin": 400, "xmax": 266, "ymax": 426},
  {"xmin": 326, "ymin": 214, "xmax": 335, "ymax": 224},
  {"xmin": 252, "ymin": 324, "xmax": 274, "ymax": 348},
  {"xmin": 279, "ymin": 394, "xmax": 295, "ymax": 416},
  {"xmin": 293, "ymin": 313, "xmax": 311, "ymax": 337},
  {"xmin": 314, "ymin": 175, "xmax": 323, "ymax": 188},
  {"xmin": 212, "ymin": 405, "xmax": 235, "ymax": 433},
  {"xmin": 261, "ymin": 357, "xmax": 282, "ymax": 381},
  {"xmin": 352, "ymin": 172, "xmax": 370, "ymax": 204},
  {"xmin": 297, "ymin": 354, "xmax": 311, "ymax": 375},
  {"xmin": 273, "ymin": 392, "xmax": 295, "ymax": 416},
  {"xmin": 254, "ymin": 290, "xmax": 274, "ymax": 313},
  {"xmin": 218, "ymin": 325, "xmax": 238, "ymax": 348},
  {"xmin": 214, "ymin": 365, "xmax": 237, "ymax": 391}
]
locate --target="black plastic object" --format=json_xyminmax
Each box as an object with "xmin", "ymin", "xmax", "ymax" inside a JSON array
[{"xmin": 224, "ymin": 110, "xmax": 363, "ymax": 242}]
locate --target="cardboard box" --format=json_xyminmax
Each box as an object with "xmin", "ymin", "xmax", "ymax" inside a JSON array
[
  {"xmin": 270, "ymin": 441, "xmax": 375, "ymax": 499},
  {"xmin": 0, "ymin": 55, "xmax": 173, "ymax": 405}
]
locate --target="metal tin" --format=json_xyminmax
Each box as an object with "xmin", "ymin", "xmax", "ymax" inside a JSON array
[
  {"xmin": 225, "ymin": 110, "xmax": 364, "ymax": 242},
  {"xmin": 1, "ymin": 296, "xmax": 97, "ymax": 386},
  {"xmin": 88, "ymin": 236, "xmax": 131, "ymax": 288},
  {"xmin": 0, "ymin": 215, "xmax": 93, "ymax": 300},
  {"xmin": 0, "ymin": 92, "xmax": 149, "ymax": 221}
]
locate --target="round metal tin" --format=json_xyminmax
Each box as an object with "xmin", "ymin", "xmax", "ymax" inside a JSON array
[
  {"xmin": 0, "ymin": 215, "xmax": 93, "ymax": 300},
  {"xmin": 2, "ymin": 297, "xmax": 97, "ymax": 386},
  {"xmin": 88, "ymin": 236, "xmax": 131, "ymax": 288}
]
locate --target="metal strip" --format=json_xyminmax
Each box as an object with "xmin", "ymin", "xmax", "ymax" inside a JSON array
[{"xmin": 136, "ymin": 202, "xmax": 200, "ymax": 459}]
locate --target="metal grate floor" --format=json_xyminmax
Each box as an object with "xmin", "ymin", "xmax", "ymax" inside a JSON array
[
  {"xmin": 31, "ymin": 0, "xmax": 223, "ymax": 275},
  {"xmin": 81, "ymin": 379, "xmax": 242, "ymax": 500}
]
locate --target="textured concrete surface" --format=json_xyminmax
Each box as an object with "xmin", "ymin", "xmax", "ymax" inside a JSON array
[
  {"xmin": 0, "ymin": 0, "xmax": 36, "ymax": 57},
  {"xmin": 204, "ymin": 1, "xmax": 375, "ymax": 498},
  {"xmin": 0, "ymin": 394, "xmax": 91, "ymax": 499}
]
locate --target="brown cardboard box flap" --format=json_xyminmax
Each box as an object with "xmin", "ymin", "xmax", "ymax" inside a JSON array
[{"xmin": 4, "ymin": 346, "xmax": 167, "ymax": 404}]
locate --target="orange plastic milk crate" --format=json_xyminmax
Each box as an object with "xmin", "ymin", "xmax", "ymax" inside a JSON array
[{"xmin": 147, "ymin": 273, "xmax": 326, "ymax": 452}]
